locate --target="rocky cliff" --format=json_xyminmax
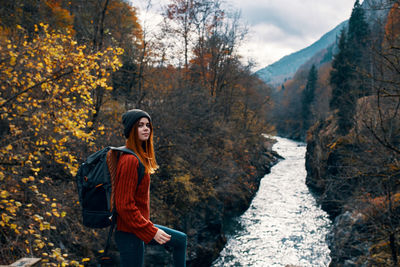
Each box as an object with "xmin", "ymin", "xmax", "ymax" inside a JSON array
[{"xmin": 306, "ymin": 96, "xmax": 400, "ymax": 266}]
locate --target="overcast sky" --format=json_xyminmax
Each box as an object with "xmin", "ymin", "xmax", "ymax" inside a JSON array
[{"xmin": 132, "ymin": 0, "xmax": 356, "ymax": 71}]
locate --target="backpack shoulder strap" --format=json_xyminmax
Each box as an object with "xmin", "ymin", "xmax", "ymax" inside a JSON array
[{"xmin": 110, "ymin": 146, "xmax": 145, "ymax": 185}]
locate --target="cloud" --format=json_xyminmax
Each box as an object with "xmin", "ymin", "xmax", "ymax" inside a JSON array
[
  {"xmin": 226, "ymin": 0, "xmax": 355, "ymax": 69},
  {"xmin": 231, "ymin": 0, "xmax": 353, "ymax": 34}
]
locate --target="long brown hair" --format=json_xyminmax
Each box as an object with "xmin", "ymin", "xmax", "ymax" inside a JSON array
[{"xmin": 125, "ymin": 119, "xmax": 158, "ymax": 174}]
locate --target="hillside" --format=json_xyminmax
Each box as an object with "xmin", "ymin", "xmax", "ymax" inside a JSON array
[{"xmin": 255, "ymin": 20, "xmax": 348, "ymax": 87}]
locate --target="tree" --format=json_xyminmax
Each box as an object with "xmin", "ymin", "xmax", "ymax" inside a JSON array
[
  {"xmin": 164, "ymin": 0, "xmax": 198, "ymax": 70},
  {"xmin": 190, "ymin": 9, "xmax": 246, "ymax": 97},
  {"xmin": 110, "ymin": 1, "xmax": 155, "ymax": 109},
  {"xmin": 348, "ymin": 0, "xmax": 370, "ymax": 61},
  {"xmin": 330, "ymin": 0, "xmax": 369, "ymax": 135},
  {"xmin": 0, "ymin": 24, "xmax": 122, "ymax": 263},
  {"xmin": 0, "ymin": 0, "xmax": 74, "ymax": 36},
  {"xmin": 69, "ymin": 0, "xmax": 143, "ymax": 123},
  {"xmin": 301, "ymin": 64, "xmax": 318, "ymax": 134}
]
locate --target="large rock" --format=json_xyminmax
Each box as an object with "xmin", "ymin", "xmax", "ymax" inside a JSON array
[{"xmin": 327, "ymin": 211, "xmax": 370, "ymax": 266}]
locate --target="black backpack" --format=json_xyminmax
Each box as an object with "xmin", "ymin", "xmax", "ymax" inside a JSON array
[{"xmin": 76, "ymin": 146, "xmax": 145, "ymax": 228}]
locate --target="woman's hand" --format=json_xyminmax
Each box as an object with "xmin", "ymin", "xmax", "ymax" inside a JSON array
[{"xmin": 154, "ymin": 228, "xmax": 171, "ymax": 245}]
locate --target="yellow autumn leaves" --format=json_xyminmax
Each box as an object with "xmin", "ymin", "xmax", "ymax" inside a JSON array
[
  {"xmin": 0, "ymin": 23, "xmax": 123, "ymax": 176},
  {"xmin": 0, "ymin": 23, "xmax": 123, "ymax": 266}
]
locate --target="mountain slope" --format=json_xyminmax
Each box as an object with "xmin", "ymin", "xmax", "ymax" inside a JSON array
[{"xmin": 255, "ymin": 20, "xmax": 348, "ymax": 87}]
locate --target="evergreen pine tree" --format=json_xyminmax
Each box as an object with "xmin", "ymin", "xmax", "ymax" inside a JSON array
[
  {"xmin": 302, "ymin": 64, "xmax": 318, "ymax": 133},
  {"xmin": 348, "ymin": 0, "xmax": 369, "ymax": 54},
  {"xmin": 330, "ymin": 30, "xmax": 352, "ymax": 110},
  {"xmin": 348, "ymin": 0, "xmax": 370, "ymax": 97},
  {"xmin": 329, "ymin": 0, "xmax": 369, "ymax": 135}
]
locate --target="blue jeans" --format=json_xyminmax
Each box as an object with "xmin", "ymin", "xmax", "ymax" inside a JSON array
[{"xmin": 115, "ymin": 224, "xmax": 187, "ymax": 267}]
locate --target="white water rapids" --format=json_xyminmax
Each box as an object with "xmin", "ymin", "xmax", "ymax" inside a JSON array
[{"xmin": 212, "ymin": 137, "xmax": 331, "ymax": 267}]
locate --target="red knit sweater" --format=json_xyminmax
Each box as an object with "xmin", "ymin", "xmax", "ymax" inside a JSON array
[{"xmin": 114, "ymin": 153, "xmax": 158, "ymax": 244}]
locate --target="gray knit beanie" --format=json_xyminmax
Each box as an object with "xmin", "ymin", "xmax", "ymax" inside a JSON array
[{"xmin": 122, "ymin": 109, "xmax": 151, "ymax": 138}]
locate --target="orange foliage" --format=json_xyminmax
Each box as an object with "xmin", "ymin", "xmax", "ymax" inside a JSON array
[
  {"xmin": 0, "ymin": 0, "xmax": 74, "ymax": 37},
  {"xmin": 44, "ymin": 0, "xmax": 75, "ymax": 33},
  {"xmin": 361, "ymin": 192, "xmax": 400, "ymax": 217},
  {"xmin": 106, "ymin": 1, "xmax": 142, "ymax": 46},
  {"xmin": 385, "ymin": 2, "xmax": 400, "ymax": 40}
]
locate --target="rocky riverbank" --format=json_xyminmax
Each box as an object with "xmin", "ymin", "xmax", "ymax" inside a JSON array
[{"xmin": 305, "ymin": 107, "xmax": 400, "ymax": 266}]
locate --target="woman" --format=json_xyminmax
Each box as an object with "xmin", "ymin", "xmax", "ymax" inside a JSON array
[{"xmin": 114, "ymin": 109, "xmax": 187, "ymax": 267}]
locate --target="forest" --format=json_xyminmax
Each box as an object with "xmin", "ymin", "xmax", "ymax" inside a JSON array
[{"xmin": 0, "ymin": 0, "xmax": 276, "ymax": 266}]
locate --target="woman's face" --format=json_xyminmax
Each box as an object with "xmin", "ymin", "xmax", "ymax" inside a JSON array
[{"xmin": 137, "ymin": 117, "xmax": 151, "ymax": 142}]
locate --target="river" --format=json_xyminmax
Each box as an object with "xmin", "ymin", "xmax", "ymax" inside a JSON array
[{"xmin": 212, "ymin": 137, "xmax": 331, "ymax": 267}]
